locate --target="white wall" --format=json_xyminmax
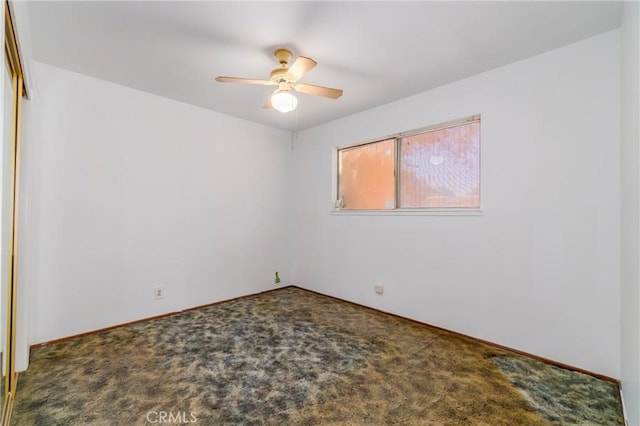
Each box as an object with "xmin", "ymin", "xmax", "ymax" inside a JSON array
[
  {"xmin": 23, "ymin": 62, "xmax": 293, "ymax": 345},
  {"xmin": 620, "ymin": 1, "xmax": 640, "ymax": 424},
  {"xmin": 293, "ymin": 31, "xmax": 621, "ymax": 378}
]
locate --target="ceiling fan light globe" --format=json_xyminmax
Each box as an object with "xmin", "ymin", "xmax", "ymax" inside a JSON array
[{"xmin": 271, "ymin": 90, "xmax": 298, "ymax": 113}]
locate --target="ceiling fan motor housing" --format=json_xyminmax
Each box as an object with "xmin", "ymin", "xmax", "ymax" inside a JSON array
[{"xmin": 270, "ymin": 68, "xmax": 289, "ymax": 84}]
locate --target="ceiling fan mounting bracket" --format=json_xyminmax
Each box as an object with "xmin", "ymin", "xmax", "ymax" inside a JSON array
[{"xmin": 274, "ymin": 49, "xmax": 292, "ymax": 67}]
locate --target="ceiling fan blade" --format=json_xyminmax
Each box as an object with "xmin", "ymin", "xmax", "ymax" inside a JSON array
[
  {"xmin": 263, "ymin": 96, "xmax": 273, "ymax": 109},
  {"xmin": 294, "ymin": 83, "xmax": 343, "ymax": 99},
  {"xmin": 285, "ymin": 56, "xmax": 317, "ymax": 82},
  {"xmin": 215, "ymin": 76, "xmax": 273, "ymax": 85}
]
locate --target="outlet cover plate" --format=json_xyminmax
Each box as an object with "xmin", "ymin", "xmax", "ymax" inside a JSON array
[{"xmin": 154, "ymin": 286, "xmax": 165, "ymax": 300}]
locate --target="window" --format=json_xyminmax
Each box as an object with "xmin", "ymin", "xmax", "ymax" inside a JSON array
[
  {"xmin": 336, "ymin": 116, "xmax": 480, "ymax": 210},
  {"xmin": 338, "ymin": 139, "xmax": 395, "ymax": 210}
]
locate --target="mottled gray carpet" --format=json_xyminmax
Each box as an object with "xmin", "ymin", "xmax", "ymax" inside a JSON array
[{"xmin": 12, "ymin": 287, "xmax": 623, "ymax": 425}]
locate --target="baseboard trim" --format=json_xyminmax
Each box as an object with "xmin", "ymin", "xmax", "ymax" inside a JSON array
[
  {"xmin": 30, "ymin": 286, "xmax": 289, "ymax": 349},
  {"xmin": 31, "ymin": 284, "xmax": 619, "ymax": 386},
  {"xmin": 291, "ymin": 285, "xmax": 620, "ymax": 385}
]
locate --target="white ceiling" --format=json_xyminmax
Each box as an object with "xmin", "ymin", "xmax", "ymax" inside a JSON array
[{"xmin": 25, "ymin": 1, "xmax": 623, "ymax": 132}]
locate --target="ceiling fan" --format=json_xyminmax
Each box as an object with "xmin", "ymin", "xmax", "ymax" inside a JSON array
[{"xmin": 215, "ymin": 49, "xmax": 343, "ymax": 113}]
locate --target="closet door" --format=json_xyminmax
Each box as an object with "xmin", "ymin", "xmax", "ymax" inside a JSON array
[
  {"xmin": 1, "ymin": 1, "xmax": 24, "ymax": 423},
  {"xmin": 0, "ymin": 48, "xmax": 12, "ymax": 418}
]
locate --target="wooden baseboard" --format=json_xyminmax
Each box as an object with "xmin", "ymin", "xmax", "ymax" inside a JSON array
[
  {"xmin": 31, "ymin": 284, "xmax": 619, "ymax": 386},
  {"xmin": 290, "ymin": 285, "xmax": 620, "ymax": 385},
  {"xmin": 30, "ymin": 286, "xmax": 289, "ymax": 349}
]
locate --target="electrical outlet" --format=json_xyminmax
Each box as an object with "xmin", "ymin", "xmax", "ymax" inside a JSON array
[
  {"xmin": 374, "ymin": 283, "xmax": 384, "ymax": 295},
  {"xmin": 154, "ymin": 286, "xmax": 165, "ymax": 300}
]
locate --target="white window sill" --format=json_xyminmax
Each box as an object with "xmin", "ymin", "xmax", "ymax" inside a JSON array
[{"xmin": 329, "ymin": 209, "xmax": 483, "ymax": 216}]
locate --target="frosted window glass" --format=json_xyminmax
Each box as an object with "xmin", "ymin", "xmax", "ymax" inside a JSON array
[
  {"xmin": 400, "ymin": 122, "xmax": 480, "ymax": 208},
  {"xmin": 338, "ymin": 139, "xmax": 395, "ymax": 210}
]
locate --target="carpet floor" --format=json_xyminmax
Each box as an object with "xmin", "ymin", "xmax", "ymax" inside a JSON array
[{"xmin": 12, "ymin": 287, "xmax": 623, "ymax": 425}]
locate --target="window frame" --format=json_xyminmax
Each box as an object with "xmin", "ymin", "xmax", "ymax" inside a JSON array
[{"xmin": 333, "ymin": 115, "xmax": 482, "ymax": 215}]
